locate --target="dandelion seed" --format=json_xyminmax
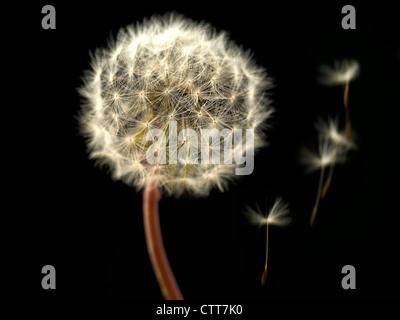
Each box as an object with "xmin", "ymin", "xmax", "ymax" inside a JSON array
[
  {"xmin": 318, "ymin": 59, "xmax": 360, "ymax": 141},
  {"xmin": 315, "ymin": 117, "xmax": 354, "ymax": 198},
  {"xmin": 301, "ymin": 136, "xmax": 336, "ymax": 173},
  {"xmin": 245, "ymin": 198, "xmax": 290, "ymax": 285},
  {"xmin": 316, "ymin": 117, "xmax": 348, "ymax": 147},
  {"xmin": 301, "ymin": 137, "xmax": 336, "ymax": 226}
]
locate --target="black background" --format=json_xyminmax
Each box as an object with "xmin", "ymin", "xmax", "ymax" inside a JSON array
[{"xmin": 19, "ymin": 0, "xmax": 400, "ymax": 304}]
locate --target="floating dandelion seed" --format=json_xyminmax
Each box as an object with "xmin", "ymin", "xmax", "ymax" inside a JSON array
[
  {"xmin": 318, "ymin": 59, "xmax": 360, "ymax": 141},
  {"xmin": 302, "ymin": 117, "xmax": 356, "ymax": 226},
  {"xmin": 316, "ymin": 117, "xmax": 348, "ymax": 147},
  {"xmin": 301, "ymin": 136, "xmax": 336, "ymax": 226},
  {"xmin": 245, "ymin": 198, "xmax": 291, "ymax": 285},
  {"xmin": 315, "ymin": 117, "xmax": 354, "ymax": 198},
  {"xmin": 301, "ymin": 135, "xmax": 337, "ymax": 173},
  {"xmin": 79, "ymin": 13, "xmax": 273, "ymax": 299}
]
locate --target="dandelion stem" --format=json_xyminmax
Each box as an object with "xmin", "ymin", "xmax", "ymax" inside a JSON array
[
  {"xmin": 343, "ymin": 81, "xmax": 352, "ymax": 141},
  {"xmin": 143, "ymin": 181, "xmax": 183, "ymax": 300},
  {"xmin": 261, "ymin": 222, "xmax": 269, "ymax": 286},
  {"xmin": 311, "ymin": 165, "xmax": 325, "ymax": 226}
]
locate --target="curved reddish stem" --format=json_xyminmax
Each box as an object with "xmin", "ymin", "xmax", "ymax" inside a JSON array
[{"xmin": 143, "ymin": 182, "xmax": 183, "ymax": 300}]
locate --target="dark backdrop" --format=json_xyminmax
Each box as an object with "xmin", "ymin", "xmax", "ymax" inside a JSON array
[{"xmin": 20, "ymin": 1, "xmax": 400, "ymax": 304}]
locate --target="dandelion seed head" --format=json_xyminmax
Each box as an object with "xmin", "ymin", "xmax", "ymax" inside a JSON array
[
  {"xmin": 318, "ymin": 59, "xmax": 360, "ymax": 86},
  {"xmin": 79, "ymin": 13, "xmax": 273, "ymax": 196}
]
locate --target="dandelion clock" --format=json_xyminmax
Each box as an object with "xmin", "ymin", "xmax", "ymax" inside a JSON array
[{"xmin": 78, "ymin": 13, "xmax": 273, "ymax": 299}]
